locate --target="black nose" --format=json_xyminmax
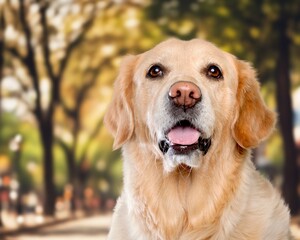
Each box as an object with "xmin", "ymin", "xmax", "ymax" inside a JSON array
[{"xmin": 169, "ymin": 81, "xmax": 201, "ymax": 109}]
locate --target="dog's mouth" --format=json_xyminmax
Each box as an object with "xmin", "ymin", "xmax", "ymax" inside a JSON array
[{"xmin": 159, "ymin": 120, "xmax": 211, "ymax": 155}]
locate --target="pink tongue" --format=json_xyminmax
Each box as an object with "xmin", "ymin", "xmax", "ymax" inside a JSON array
[{"xmin": 167, "ymin": 126, "xmax": 200, "ymax": 145}]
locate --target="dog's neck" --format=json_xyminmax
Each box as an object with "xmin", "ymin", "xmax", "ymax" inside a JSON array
[{"xmin": 121, "ymin": 137, "xmax": 252, "ymax": 239}]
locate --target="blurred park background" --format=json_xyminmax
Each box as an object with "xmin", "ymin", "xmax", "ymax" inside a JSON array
[{"xmin": 0, "ymin": 0, "xmax": 300, "ymax": 236}]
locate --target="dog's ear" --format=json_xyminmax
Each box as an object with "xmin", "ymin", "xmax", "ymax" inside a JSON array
[
  {"xmin": 104, "ymin": 55, "xmax": 138, "ymax": 150},
  {"xmin": 232, "ymin": 60, "xmax": 276, "ymax": 149}
]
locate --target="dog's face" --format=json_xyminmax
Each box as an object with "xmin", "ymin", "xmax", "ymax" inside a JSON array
[{"xmin": 105, "ymin": 39, "xmax": 275, "ymax": 172}]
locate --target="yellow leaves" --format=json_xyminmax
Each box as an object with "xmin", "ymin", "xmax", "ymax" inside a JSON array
[
  {"xmin": 4, "ymin": 24, "xmax": 18, "ymax": 42},
  {"xmin": 81, "ymin": 100, "xmax": 105, "ymax": 128},
  {"xmin": 101, "ymin": 44, "xmax": 117, "ymax": 57},
  {"xmin": 169, "ymin": 19, "xmax": 195, "ymax": 36},
  {"xmin": 94, "ymin": 6, "xmax": 135, "ymax": 37},
  {"xmin": 0, "ymin": 155, "xmax": 10, "ymax": 174},
  {"xmin": 139, "ymin": 38, "xmax": 155, "ymax": 50},
  {"xmin": 292, "ymin": 34, "xmax": 300, "ymax": 45},
  {"xmin": 124, "ymin": 8, "xmax": 140, "ymax": 29},
  {"xmin": 223, "ymin": 27, "xmax": 237, "ymax": 39},
  {"xmin": 98, "ymin": 179, "xmax": 109, "ymax": 192},
  {"xmin": 261, "ymin": 82, "xmax": 276, "ymax": 110},
  {"xmin": 96, "ymin": 159, "xmax": 107, "ymax": 171},
  {"xmin": 217, "ymin": 6, "xmax": 230, "ymax": 17},
  {"xmin": 249, "ymin": 27, "xmax": 260, "ymax": 39},
  {"xmin": 262, "ymin": 2, "xmax": 279, "ymax": 20},
  {"xmin": 265, "ymin": 131, "xmax": 283, "ymax": 166},
  {"xmin": 291, "ymin": 71, "xmax": 300, "ymax": 87},
  {"xmin": 54, "ymin": 124, "xmax": 73, "ymax": 144}
]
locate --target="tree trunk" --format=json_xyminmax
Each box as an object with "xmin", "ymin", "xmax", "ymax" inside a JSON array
[
  {"xmin": 0, "ymin": 4, "xmax": 5, "ymax": 228},
  {"xmin": 39, "ymin": 118, "xmax": 56, "ymax": 216},
  {"xmin": 16, "ymin": 0, "xmax": 56, "ymax": 216},
  {"xmin": 277, "ymin": 0, "xmax": 299, "ymax": 215},
  {"xmin": 67, "ymin": 149, "xmax": 77, "ymax": 212}
]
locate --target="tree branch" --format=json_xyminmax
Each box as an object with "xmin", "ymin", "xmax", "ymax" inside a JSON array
[
  {"xmin": 78, "ymin": 116, "xmax": 104, "ymax": 165},
  {"xmin": 39, "ymin": 2, "xmax": 56, "ymax": 82},
  {"xmin": 57, "ymin": 10, "xmax": 96, "ymax": 84},
  {"xmin": 60, "ymin": 98, "xmax": 76, "ymax": 118},
  {"xmin": 6, "ymin": 91, "xmax": 33, "ymax": 111},
  {"xmin": 60, "ymin": 60, "xmax": 103, "ymax": 123},
  {"xmin": 75, "ymin": 67, "xmax": 101, "ymax": 109},
  {"xmin": 55, "ymin": 136, "xmax": 71, "ymax": 154},
  {"xmin": 8, "ymin": 63, "xmax": 32, "ymax": 92},
  {"xmin": 5, "ymin": 47, "xmax": 27, "ymax": 65},
  {"xmin": 18, "ymin": 0, "xmax": 42, "ymax": 118}
]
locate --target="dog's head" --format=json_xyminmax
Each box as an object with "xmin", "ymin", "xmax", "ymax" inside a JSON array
[{"xmin": 104, "ymin": 39, "xmax": 275, "ymax": 172}]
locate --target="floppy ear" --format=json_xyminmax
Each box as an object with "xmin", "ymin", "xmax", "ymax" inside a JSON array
[
  {"xmin": 104, "ymin": 55, "xmax": 138, "ymax": 150},
  {"xmin": 232, "ymin": 60, "xmax": 276, "ymax": 149}
]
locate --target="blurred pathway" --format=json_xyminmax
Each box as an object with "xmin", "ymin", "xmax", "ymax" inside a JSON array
[
  {"xmin": 4, "ymin": 214, "xmax": 111, "ymax": 240},
  {"xmin": 5, "ymin": 214, "xmax": 300, "ymax": 240}
]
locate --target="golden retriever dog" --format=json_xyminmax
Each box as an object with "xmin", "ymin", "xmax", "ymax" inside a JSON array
[{"xmin": 104, "ymin": 39, "xmax": 290, "ymax": 239}]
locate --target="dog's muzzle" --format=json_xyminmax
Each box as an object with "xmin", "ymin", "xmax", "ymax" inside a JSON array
[{"xmin": 158, "ymin": 81, "xmax": 212, "ymax": 156}]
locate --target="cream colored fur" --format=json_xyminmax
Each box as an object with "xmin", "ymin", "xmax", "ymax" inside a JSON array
[{"xmin": 105, "ymin": 39, "xmax": 290, "ymax": 240}]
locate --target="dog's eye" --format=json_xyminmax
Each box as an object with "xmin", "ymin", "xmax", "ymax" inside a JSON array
[
  {"xmin": 207, "ymin": 65, "xmax": 223, "ymax": 79},
  {"xmin": 147, "ymin": 65, "xmax": 164, "ymax": 79}
]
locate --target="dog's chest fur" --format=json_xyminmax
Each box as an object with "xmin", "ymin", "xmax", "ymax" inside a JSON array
[
  {"xmin": 123, "ymin": 143, "xmax": 249, "ymax": 240},
  {"xmin": 120, "ymin": 142, "xmax": 290, "ymax": 240}
]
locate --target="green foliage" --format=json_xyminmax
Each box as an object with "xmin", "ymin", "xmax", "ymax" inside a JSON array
[
  {"xmin": 0, "ymin": 113, "xmax": 20, "ymax": 154},
  {"xmin": 266, "ymin": 131, "xmax": 284, "ymax": 167}
]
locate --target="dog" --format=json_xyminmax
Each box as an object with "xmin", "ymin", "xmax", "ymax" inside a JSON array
[{"xmin": 104, "ymin": 39, "xmax": 290, "ymax": 239}]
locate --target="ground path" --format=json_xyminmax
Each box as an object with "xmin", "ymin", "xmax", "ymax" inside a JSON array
[{"xmin": 3, "ymin": 214, "xmax": 111, "ymax": 240}]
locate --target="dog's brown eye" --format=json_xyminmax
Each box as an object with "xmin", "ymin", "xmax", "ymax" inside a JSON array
[
  {"xmin": 147, "ymin": 65, "xmax": 164, "ymax": 79},
  {"xmin": 207, "ymin": 65, "xmax": 223, "ymax": 79}
]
